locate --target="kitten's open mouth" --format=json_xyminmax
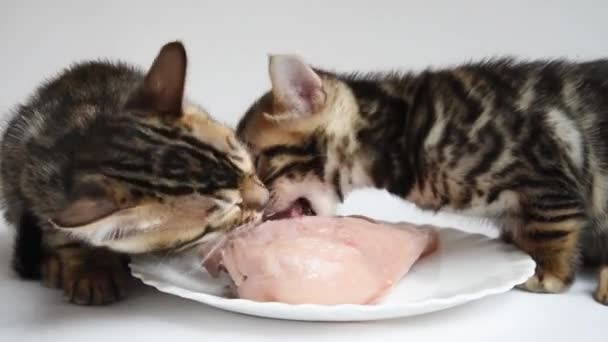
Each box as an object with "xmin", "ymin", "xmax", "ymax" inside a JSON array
[
  {"xmin": 264, "ymin": 198, "xmax": 316, "ymax": 221},
  {"xmin": 200, "ymin": 198, "xmax": 316, "ymax": 272}
]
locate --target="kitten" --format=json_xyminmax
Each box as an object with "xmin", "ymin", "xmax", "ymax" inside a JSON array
[
  {"xmin": 237, "ymin": 55, "xmax": 608, "ymax": 305},
  {"xmin": 1, "ymin": 42, "xmax": 268, "ymax": 305}
]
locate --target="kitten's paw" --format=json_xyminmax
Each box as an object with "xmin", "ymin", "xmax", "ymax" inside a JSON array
[
  {"xmin": 594, "ymin": 266, "xmax": 608, "ymax": 306},
  {"xmin": 41, "ymin": 254, "xmax": 63, "ymax": 289},
  {"xmin": 517, "ymin": 273, "xmax": 569, "ymax": 294},
  {"xmin": 43, "ymin": 248, "xmax": 130, "ymax": 305},
  {"xmin": 64, "ymin": 262, "xmax": 129, "ymax": 305}
]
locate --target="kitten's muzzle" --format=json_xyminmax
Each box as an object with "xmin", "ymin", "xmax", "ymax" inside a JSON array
[{"xmin": 240, "ymin": 174, "xmax": 270, "ymax": 211}]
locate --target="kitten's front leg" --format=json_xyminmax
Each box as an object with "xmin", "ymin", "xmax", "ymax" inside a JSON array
[
  {"xmin": 595, "ymin": 266, "xmax": 608, "ymax": 305},
  {"xmin": 41, "ymin": 232, "xmax": 130, "ymax": 305},
  {"xmin": 15, "ymin": 211, "xmax": 130, "ymax": 305},
  {"xmin": 512, "ymin": 215, "xmax": 583, "ymax": 293}
]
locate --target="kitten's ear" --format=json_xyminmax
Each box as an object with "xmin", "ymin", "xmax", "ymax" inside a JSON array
[
  {"xmin": 268, "ymin": 55, "xmax": 326, "ymax": 118},
  {"xmin": 52, "ymin": 179, "xmax": 119, "ymax": 227},
  {"xmin": 125, "ymin": 41, "xmax": 187, "ymax": 118}
]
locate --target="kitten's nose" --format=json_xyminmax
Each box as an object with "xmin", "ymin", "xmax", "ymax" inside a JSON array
[{"xmin": 241, "ymin": 175, "xmax": 270, "ymax": 211}]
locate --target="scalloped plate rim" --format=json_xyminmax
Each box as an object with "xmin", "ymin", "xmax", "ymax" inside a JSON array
[{"xmin": 129, "ymin": 228, "xmax": 536, "ymax": 321}]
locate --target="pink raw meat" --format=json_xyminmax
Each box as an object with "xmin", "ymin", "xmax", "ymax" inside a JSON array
[{"xmin": 201, "ymin": 216, "xmax": 438, "ymax": 305}]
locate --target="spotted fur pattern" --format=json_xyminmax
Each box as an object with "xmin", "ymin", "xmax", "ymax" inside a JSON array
[
  {"xmin": 237, "ymin": 55, "xmax": 608, "ymax": 305},
  {"xmin": 1, "ymin": 42, "xmax": 268, "ymax": 305}
]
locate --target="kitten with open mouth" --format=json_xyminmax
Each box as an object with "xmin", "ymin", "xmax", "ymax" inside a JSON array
[{"xmin": 263, "ymin": 198, "xmax": 316, "ymax": 220}]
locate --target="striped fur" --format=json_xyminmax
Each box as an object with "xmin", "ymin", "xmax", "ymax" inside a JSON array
[
  {"xmin": 237, "ymin": 55, "xmax": 608, "ymax": 305},
  {"xmin": 1, "ymin": 42, "xmax": 268, "ymax": 305}
]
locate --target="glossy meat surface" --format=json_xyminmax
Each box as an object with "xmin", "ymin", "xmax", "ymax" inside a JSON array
[{"xmin": 202, "ymin": 216, "xmax": 438, "ymax": 305}]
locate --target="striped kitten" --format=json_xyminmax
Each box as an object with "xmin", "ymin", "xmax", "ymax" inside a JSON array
[
  {"xmin": 1, "ymin": 42, "xmax": 268, "ymax": 305},
  {"xmin": 237, "ymin": 55, "xmax": 608, "ymax": 305}
]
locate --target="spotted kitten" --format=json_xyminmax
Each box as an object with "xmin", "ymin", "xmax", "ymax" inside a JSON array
[
  {"xmin": 237, "ymin": 55, "xmax": 608, "ymax": 305},
  {"xmin": 1, "ymin": 42, "xmax": 268, "ymax": 305}
]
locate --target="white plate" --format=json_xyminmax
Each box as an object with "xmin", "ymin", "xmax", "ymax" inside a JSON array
[{"xmin": 129, "ymin": 228, "xmax": 535, "ymax": 322}]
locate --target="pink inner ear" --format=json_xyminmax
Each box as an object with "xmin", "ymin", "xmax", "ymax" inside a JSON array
[
  {"xmin": 53, "ymin": 197, "xmax": 118, "ymax": 227},
  {"xmin": 269, "ymin": 55, "xmax": 325, "ymax": 116}
]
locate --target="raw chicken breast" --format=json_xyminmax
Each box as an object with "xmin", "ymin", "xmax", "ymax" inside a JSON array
[{"xmin": 201, "ymin": 216, "xmax": 438, "ymax": 305}]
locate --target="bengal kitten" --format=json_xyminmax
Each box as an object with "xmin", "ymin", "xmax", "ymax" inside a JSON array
[
  {"xmin": 0, "ymin": 42, "xmax": 268, "ymax": 305},
  {"xmin": 237, "ymin": 55, "xmax": 608, "ymax": 305}
]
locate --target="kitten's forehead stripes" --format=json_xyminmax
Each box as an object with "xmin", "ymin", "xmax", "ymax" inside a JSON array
[
  {"xmin": 264, "ymin": 157, "xmax": 325, "ymax": 185},
  {"xmin": 103, "ymin": 117, "xmax": 241, "ymax": 166},
  {"xmin": 256, "ymin": 138, "xmax": 326, "ymax": 185},
  {"xmin": 260, "ymin": 140, "xmax": 320, "ymax": 159},
  {"xmin": 137, "ymin": 123, "xmax": 240, "ymax": 166},
  {"xmin": 75, "ymin": 118, "xmax": 244, "ymax": 197},
  {"xmin": 225, "ymin": 136, "xmax": 245, "ymax": 162}
]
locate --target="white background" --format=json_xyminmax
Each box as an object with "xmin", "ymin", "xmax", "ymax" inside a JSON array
[{"xmin": 0, "ymin": 0, "xmax": 607, "ymax": 341}]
